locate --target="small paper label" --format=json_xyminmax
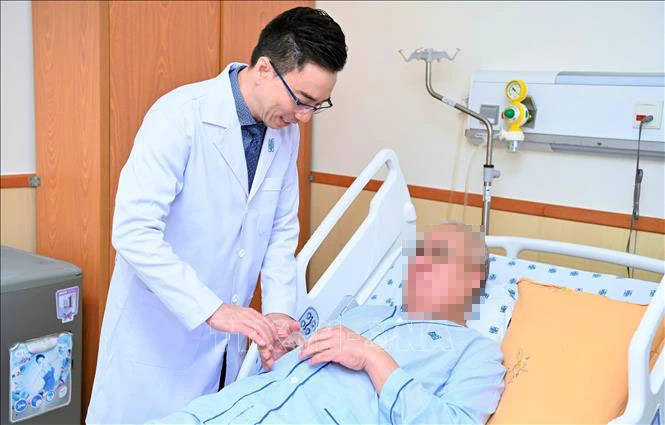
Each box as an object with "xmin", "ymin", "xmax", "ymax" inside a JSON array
[{"xmin": 55, "ymin": 287, "xmax": 79, "ymax": 324}]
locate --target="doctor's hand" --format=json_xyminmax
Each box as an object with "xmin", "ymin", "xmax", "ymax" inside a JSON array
[
  {"xmin": 206, "ymin": 304, "xmax": 277, "ymax": 359},
  {"xmin": 261, "ymin": 313, "xmax": 302, "ymax": 370}
]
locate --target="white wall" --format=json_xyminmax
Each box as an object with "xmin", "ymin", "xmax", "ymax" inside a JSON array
[
  {"xmin": 1, "ymin": 0, "xmax": 35, "ymax": 174},
  {"xmin": 314, "ymin": 1, "xmax": 665, "ymax": 218}
]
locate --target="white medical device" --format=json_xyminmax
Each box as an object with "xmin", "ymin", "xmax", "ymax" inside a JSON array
[{"xmin": 466, "ymin": 71, "xmax": 665, "ymax": 159}]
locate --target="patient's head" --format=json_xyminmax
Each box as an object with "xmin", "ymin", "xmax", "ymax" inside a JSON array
[{"xmin": 403, "ymin": 222, "xmax": 487, "ymax": 324}]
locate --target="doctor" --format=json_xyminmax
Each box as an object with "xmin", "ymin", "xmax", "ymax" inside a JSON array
[{"xmin": 86, "ymin": 7, "xmax": 347, "ymax": 424}]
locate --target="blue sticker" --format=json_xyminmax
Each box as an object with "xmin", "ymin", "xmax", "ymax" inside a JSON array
[
  {"xmin": 528, "ymin": 264, "xmax": 536, "ymax": 270},
  {"xmin": 31, "ymin": 395, "xmax": 43, "ymax": 408},
  {"xmin": 570, "ymin": 271, "xmax": 579, "ymax": 276},
  {"xmin": 548, "ymin": 268, "xmax": 557, "ymax": 273},
  {"xmin": 268, "ymin": 138, "xmax": 275, "ymax": 152},
  {"xmin": 10, "ymin": 332, "xmax": 73, "ymax": 422},
  {"xmin": 298, "ymin": 307, "xmax": 319, "ymax": 336},
  {"xmin": 15, "ymin": 399, "xmax": 27, "ymax": 413}
]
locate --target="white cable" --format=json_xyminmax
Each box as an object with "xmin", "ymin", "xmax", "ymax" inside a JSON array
[
  {"xmin": 446, "ymin": 111, "xmax": 468, "ymax": 221},
  {"xmin": 462, "ymin": 144, "xmax": 483, "ymax": 224}
]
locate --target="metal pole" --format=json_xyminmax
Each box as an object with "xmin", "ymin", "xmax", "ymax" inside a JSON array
[{"xmin": 425, "ymin": 62, "xmax": 498, "ymax": 234}]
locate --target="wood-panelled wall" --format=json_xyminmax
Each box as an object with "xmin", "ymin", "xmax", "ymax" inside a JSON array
[
  {"xmin": 108, "ymin": 0, "xmax": 222, "ymax": 296},
  {"xmin": 33, "ymin": 1, "xmax": 311, "ymax": 421},
  {"xmin": 33, "ymin": 2, "xmax": 110, "ymax": 421}
]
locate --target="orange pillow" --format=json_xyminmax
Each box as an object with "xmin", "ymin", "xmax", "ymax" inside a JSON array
[{"xmin": 489, "ymin": 279, "xmax": 663, "ymax": 424}]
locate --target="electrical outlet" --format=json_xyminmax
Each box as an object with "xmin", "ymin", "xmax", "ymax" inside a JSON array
[{"xmin": 633, "ymin": 101, "xmax": 663, "ymax": 129}]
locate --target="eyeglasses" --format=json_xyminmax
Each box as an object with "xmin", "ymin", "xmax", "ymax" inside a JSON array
[{"xmin": 269, "ymin": 60, "xmax": 333, "ymax": 114}]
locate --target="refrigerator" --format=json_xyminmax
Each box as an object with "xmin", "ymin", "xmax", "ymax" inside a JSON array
[{"xmin": 1, "ymin": 246, "xmax": 82, "ymax": 424}]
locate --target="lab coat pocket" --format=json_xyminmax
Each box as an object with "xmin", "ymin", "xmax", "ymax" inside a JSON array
[
  {"xmin": 258, "ymin": 178, "xmax": 281, "ymax": 236},
  {"xmin": 262, "ymin": 177, "xmax": 281, "ymax": 191}
]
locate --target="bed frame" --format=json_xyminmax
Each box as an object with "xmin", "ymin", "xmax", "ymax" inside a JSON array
[{"xmin": 237, "ymin": 149, "xmax": 664, "ymax": 425}]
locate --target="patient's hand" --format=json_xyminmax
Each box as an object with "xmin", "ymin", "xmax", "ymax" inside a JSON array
[
  {"xmin": 300, "ymin": 326, "xmax": 399, "ymax": 393},
  {"xmin": 299, "ymin": 326, "xmax": 375, "ymax": 371},
  {"xmin": 262, "ymin": 313, "xmax": 301, "ymax": 370}
]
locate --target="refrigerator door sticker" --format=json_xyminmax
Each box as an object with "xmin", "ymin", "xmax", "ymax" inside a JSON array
[
  {"xmin": 55, "ymin": 287, "xmax": 79, "ymax": 324},
  {"xmin": 9, "ymin": 332, "xmax": 73, "ymax": 423}
]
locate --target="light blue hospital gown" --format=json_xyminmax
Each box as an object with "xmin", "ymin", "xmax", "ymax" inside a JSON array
[{"xmin": 151, "ymin": 306, "xmax": 505, "ymax": 424}]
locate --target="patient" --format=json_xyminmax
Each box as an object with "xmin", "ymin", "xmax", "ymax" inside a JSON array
[{"xmin": 150, "ymin": 223, "xmax": 505, "ymax": 424}]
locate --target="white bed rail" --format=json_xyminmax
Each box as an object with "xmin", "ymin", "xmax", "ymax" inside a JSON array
[
  {"xmin": 487, "ymin": 236, "xmax": 665, "ymax": 274},
  {"xmin": 487, "ymin": 235, "xmax": 664, "ymax": 425},
  {"xmin": 612, "ymin": 276, "xmax": 664, "ymax": 425},
  {"xmin": 296, "ymin": 149, "xmax": 415, "ymax": 304},
  {"xmin": 236, "ymin": 149, "xmax": 416, "ymax": 380}
]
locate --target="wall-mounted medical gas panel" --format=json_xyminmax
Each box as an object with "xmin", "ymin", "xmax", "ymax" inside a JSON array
[{"xmin": 466, "ymin": 71, "xmax": 665, "ymax": 159}]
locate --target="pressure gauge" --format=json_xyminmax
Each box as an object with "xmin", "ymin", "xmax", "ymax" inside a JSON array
[{"xmin": 505, "ymin": 80, "xmax": 527, "ymax": 102}]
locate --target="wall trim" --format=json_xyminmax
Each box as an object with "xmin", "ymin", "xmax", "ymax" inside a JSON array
[
  {"xmin": 0, "ymin": 174, "xmax": 38, "ymax": 188},
  {"xmin": 310, "ymin": 171, "xmax": 665, "ymax": 235}
]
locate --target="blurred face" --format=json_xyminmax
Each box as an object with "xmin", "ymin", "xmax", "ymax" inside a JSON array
[
  {"xmin": 252, "ymin": 57, "xmax": 337, "ymax": 129},
  {"xmin": 405, "ymin": 225, "xmax": 485, "ymax": 320}
]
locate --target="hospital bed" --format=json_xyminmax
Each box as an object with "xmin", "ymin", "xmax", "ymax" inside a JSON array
[{"xmin": 238, "ymin": 149, "xmax": 664, "ymax": 424}]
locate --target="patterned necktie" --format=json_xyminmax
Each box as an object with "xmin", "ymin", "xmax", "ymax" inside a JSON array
[{"xmin": 244, "ymin": 124, "xmax": 263, "ymax": 192}]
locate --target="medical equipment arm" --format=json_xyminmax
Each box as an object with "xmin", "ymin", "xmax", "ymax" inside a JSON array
[
  {"xmin": 112, "ymin": 106, "xmax": 223, "ymax": 331},
  {"xmin": 401, "ymin": 48, "xmax": 500, "ymax": 234},
  {"xmin": 378, "ymin": 337, "xmax": 505, "ymax": 424}
]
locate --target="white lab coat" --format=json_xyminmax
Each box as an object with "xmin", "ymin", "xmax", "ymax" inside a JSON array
[{"xmin": 86, "ymin": 64, "xmax": 300, "ymax": 424}]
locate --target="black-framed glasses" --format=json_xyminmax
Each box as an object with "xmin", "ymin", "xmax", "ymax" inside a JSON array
[{"xmin": 269, "ymin": 60, "xmax": 333, "ymax": 114}]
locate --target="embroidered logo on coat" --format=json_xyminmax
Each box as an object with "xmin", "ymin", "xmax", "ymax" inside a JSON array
[{"xmin": 428, "ymin": 331, "xmax": 442, "ymax": 341}]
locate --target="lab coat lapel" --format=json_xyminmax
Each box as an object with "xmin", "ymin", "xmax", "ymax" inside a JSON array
[
  {"xmin": 248, "ymin": 128, "xmax": 282, "ymax": 202},
  {"xmin": 213, "ymin": 124, "xmax": 248, "ymax": 196},
  {"xmin": 201, "ymin": 63, "xmax": 249, "ymax": 197}
]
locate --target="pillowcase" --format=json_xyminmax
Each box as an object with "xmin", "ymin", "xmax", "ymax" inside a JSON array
[{"xmin": 489, "ymin": 279, "xmax": 663, "ymax": 424}]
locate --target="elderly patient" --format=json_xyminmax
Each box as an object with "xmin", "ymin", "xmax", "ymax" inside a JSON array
[{"xmin": 151, "ymin": 223, "xmax": 505, "ymax": 424}]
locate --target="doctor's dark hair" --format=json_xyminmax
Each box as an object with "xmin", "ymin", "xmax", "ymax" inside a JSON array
[{"xmin": 250, "ymin": 7, "xmax": 347, "ymax": 74}]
